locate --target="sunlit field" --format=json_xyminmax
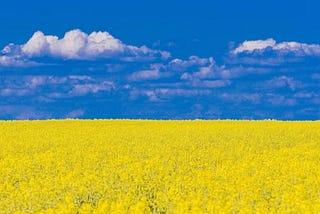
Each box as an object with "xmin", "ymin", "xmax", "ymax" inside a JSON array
[{"xmin": 1, "ymin": 120, "xmax": 320, "ymax": 213}]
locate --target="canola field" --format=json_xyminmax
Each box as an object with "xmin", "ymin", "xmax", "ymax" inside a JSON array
[{"xmin": 1, "ymin": 120, "xmax": 320, "ymax": 213}]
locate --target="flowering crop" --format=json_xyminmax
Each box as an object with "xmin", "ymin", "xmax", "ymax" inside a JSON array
[{"xmin": 0, "ymin": 120, "xmax": 320, "ymax": 213}]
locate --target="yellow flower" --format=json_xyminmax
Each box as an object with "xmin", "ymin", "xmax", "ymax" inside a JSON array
[{"xmin": 0, "ymin": 120, "xmax": 319, "ymax": 213}]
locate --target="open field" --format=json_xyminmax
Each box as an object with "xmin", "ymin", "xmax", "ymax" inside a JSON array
[{"xmin": 1, "ymin": 120, "xmax": 320, "ymax": 213}]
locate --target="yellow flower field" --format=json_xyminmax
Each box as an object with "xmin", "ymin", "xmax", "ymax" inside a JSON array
[{"xmin": 1, "ymin": 120, "xmax": 320, "ymax": 213}]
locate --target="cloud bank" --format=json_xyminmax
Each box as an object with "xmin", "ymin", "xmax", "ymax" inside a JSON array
[{"xmin": 0, "ymin": 30, "xmax": 320, "ymax": 119}]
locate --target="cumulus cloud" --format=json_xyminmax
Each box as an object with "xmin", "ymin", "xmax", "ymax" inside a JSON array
[
  {"xmin": 168, "ymin": 55, "xmax": 212, "ymax": 71},
  {"xmin": 232, "ymin": 38, "xmax": 320, "ymax": 56},
  {"xmin": 126, "ymin": 55, "xmax": 225, "ymax": 89},
  {"xmin": 1, "ymin": 29, "xmax": 170, "ymax": 61},
  {"xmin": 232, "ymin": 39, "xmax": 276, "ymax": 54},
  {"xmin": 178, "ymin": 56, "xmax": 218, "ymax": 81}
]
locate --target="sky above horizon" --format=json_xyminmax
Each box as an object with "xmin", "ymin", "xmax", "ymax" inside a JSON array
[{"xmin": 0, "ymin": 0, "xmax": 320, "ymax": 120}]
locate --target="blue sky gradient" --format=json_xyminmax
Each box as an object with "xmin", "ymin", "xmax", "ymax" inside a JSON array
[{"xmin": 0, "ymin": 0, "xmax": 319, "ymax": 119}]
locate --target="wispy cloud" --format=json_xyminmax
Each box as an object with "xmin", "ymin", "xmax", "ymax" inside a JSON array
[
  {"xmin": 68, "ymin": 81, "xmax": 114, "ymax": 96},
  {"xmin": 0, "ymin": 55, "xmax": 40, "ymax": 67},
  {"xmin": 129, "ymin": 69, "xmax": 162, "ymax": 81},
  {"xmin": 65, "ymin": 109, "xmax": 85, "ymax": 118}
]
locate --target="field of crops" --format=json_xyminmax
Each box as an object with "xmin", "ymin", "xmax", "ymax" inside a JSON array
[{"xmin": 0, "ymin": 120, "xmax": 320, "ymax": 213}]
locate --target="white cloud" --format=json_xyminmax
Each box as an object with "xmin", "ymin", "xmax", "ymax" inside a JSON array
[
  {"xmin": 22, "ymin": 31, "xmax": 53, "ymax": 57},
  {"xmin": 127, "ymin": 55, "xmax": 227, "ymax": 88},
  {"xmin": 232, "ymin": 38, "xmax": 320, "ymax": 56},
  {"xmin": 202, "ymin": 80, "xmax": 231, "ymax": 88},
  {"xmin": 218, "ymin": 66, "xmax": 280, "ymax": 79},
  {"xmin": 0, "ymin": 55, "xmax": 39, "ymax": 67},
  {"xmin": 294, "ymin": 92, "xmax": 314, "ymax": 98},
  {"xmin": 267, "ymin": 94, "xmax": 297, "ymax": 106},
  {"xmin": 68, "ymin": 81, "xmax": 114, "ymax": 96},
  {"xmin": 0, "ymin": 88, "xmax": 30, "ymax": 96},
  {"xmin": 233, "ymin": 39, "xmax": 276, "ymax": 54},
  {"xmin": 155, "ymin": 88, "xmax": 211, "ymax": 97},
  {"xmin": 220, "ymin": 93, "xmax": 262, "ymax": 104},
  {"xmin": 0, "ymin": 105, "xmax": 52, "ymax": 120},
  {"xmin": 0, "ymin": 75, "xmax": 71, "ymax": 97},
  {"xmin": 84, "ymin": 31, "xmax": 124, "ymax": 57},
  {"xmin": 257, "ymin": 76, "xmax": 300, "ymax": 91},
  {"xmin": 25, "ymin": 76, "xmax": 68, "ymax": 88},
  {"xmin": 179, "ymin": 56, "xmax": 217, "ymax": 81},
  {"xmin": 65, "ymin": 109, "xmax": 85, "ymax": 118},
  {"xmin": 130, "ymin": 88, "xmax": 212, "ymax": 101},
  {"xmin": 192, "ymin": 59, "xmax": 215, "ymax": 79},
  {"xmin": 273, "ymin": 42, "xmax": 320, "ymax": 55},
  {"xmin": 126, "ymin": 55, "xmax": 220, "ymax": 84},
  {"xmin": 169, "ymin": 55, "xmax": 213, "ymax": 71},
  {"xmin": 68, "ymin": 75, "xmax": 92, "ymax": 81},
  {"xmin": 0, "ymin": 75, "xmax": 116, "ymax": 99},
  {"xmin": 226, "ymin": 56, "xmax": 297, "ymax": 66},
  {"xmin": 129, "ymin": 69, "xmax": 161, "ymax": 81},
  {"xmin": 2, "ymin": 29, "xmax": 170, "ymax": 61}
]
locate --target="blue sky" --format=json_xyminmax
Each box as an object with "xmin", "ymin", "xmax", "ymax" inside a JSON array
[{"xmin": 0, "ymin": 0, "xmax": 319, "ymax": 119}]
